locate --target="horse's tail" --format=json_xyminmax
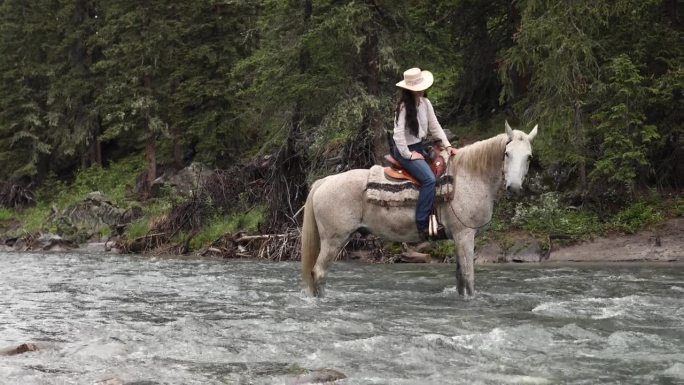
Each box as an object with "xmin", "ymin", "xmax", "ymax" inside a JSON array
[{"xmin": 301, "ymin": 179, "xmax": 322, "ymax": 295}]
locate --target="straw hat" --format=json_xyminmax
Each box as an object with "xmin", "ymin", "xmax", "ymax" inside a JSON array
[{"xmin": 395, "ymin": 67, "xmax": 434, "ymax": 91}]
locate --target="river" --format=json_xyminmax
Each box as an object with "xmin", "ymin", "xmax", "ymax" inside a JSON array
[{"xmin": 0, "ymin": 252, "xmax": 682, "ymax": 384}]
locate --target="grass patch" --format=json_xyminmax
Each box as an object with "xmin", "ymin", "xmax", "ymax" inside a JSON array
[
  {"xmin": 17, "ymin": 204, "xmax": 52, "ymax": 233},
  {"xmin": 382, "ymin": 242, "xmax": 403, "ymax": 255},
  {"xmin": 0, "ymin": 208, "xmax": 14, "ymax": 221},
  {"xmin": 40, "ymin": 156, "xmax": 144, "ymax": 209},
  {"xmin": 189, "ymin": 216, "xmax": 235, "ymax": 250},
  {"xmin": 188, "ymin": 207, "xmax": 265, "ymax": 250},
  {"xmin": 125, "ymin": 220, "xmax": 150, "ymax": 240}
]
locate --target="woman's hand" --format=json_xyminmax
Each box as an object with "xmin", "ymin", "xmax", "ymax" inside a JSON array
[
  {"xmin": 447, "ymin": 146, "xmax": 458, "ymax": 156},
  {"xmin": 409, "ymin": 151, "xmax": 424, "ymax": 160}
]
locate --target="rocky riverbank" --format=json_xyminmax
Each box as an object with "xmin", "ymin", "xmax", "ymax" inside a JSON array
[
  {"xmin": 1, "ymin": 217, "xmax": 680, "ymax": 264},
  {"xmin": 0, "ymin": 165, "xmax": 680, "ymax": 263},
  {"xmin": 474, "ymin": 216, "xmax": 682, "ymax": 263}
]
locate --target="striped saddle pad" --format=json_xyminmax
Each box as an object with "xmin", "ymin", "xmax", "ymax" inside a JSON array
[{"xmin": 365, "ymin": 165, "xmax": 454, "ymax": 207}]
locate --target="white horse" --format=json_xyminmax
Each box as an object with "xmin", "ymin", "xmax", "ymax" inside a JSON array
[{"xmin": 301, "ymin": 121, "xmax": 538, "ymax": 297}]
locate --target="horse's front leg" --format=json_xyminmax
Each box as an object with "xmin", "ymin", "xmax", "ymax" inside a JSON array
[{"xmin": 454, "ymin": 230, "xmax": 476, "ymax": 296}]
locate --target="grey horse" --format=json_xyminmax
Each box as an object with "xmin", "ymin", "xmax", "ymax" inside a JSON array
[{"xmin": 302, "ymin": 121, "xmax": 538, "ymax": 297}]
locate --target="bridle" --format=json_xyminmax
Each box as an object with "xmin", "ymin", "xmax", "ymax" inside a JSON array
[{"xmin": 446, "ymin": 137, "xmax": 512, "ymax": 230}]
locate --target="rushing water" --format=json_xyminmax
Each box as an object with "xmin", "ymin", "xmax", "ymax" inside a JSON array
[{"xmin": 0, "ymin": 252, "xmax": 682, "ymax": 385}]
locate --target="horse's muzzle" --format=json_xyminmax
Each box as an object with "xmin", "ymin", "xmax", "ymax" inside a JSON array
[{"xmin": 505, "ymin": 183, "xmax": 523, "ymax": 196}]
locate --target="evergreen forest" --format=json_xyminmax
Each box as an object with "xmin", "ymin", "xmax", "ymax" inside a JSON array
[{"xmin": 0, "ymin": 0, "xmax": 681, "ymax": 256}]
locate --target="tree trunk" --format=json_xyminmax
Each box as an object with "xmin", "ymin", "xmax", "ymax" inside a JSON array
[
  {"xmin": 363, "ymin": 30, "xmax": 387, "ymax": 164},
  {"xmin": 266, "ymin": 0, "xmax": 311, "ymax": 230},
  {"xmin": 144, "ymin": 134, "xmax": 156, "ymax": 200},
  {"xmin": 173, "ymin": 126, "xmax": 183, "ymax": 170},
  {"xmin": 573, "ymin": 101, "xmax": 587, "ymax": 191}
]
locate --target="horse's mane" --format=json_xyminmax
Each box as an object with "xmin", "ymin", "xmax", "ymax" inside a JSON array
[{"xmin": 450, "ymin": 133, "xmax": 509, "ymax": 177}]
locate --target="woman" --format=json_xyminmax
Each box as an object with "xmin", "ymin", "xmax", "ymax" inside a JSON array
[{"xmin": 392, "ymin": 67, "xmax": 457, "ymax": 240}]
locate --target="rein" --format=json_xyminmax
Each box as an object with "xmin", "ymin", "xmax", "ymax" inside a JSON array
[{"xmin": 445, "ymin": 137, "xmax": 512, "ymax": 230}]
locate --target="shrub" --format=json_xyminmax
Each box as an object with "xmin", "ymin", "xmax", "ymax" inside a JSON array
[
  {"xmin": 511, "ymin": 192, "xmax": 601, "ymax": 241},
  {"xmin": 609, "ymin": 200, "xmax": 663, "ymax": 234},
  {"xmin": 41, "ymin": 156, "xmax": 143, "ymax": 209}
]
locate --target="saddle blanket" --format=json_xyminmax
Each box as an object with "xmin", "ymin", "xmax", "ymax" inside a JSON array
[{"xmin": 365, "ymin": 165, "xmax": 454, "ymax": 207}]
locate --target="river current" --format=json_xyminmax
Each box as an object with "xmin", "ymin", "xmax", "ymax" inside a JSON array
[{"xmin": 0, "ymin": 252, "xmax": 682, "ymax": 385}]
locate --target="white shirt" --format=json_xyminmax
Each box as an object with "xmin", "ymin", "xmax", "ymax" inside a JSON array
[{"xmin": 393, "ymin": 97, "xmax": 451, "ymax": 159}]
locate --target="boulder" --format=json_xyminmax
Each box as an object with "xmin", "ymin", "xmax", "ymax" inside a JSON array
[
  {"xmin": 294, "ymin": 368, "xmax": 346, "ymax": 384},
  {"xmin": 151, "ymin": 162, "xmax": 212, "ymax": 198},
  {"xmin": 94, "ymin": 379, "xmax": 123, "ymax": 385},
  {"xmin": 0, "ymin": 343, "xmax": 39, "ymax": 356},
  {"xmin": 36, "ymin": 233, "xmax": 76, "ymax": 251},
  {"xmin": 475, "ymin": 241, "xmax": 505, "ymax": 264},
  {"xmin": 506, "ymin": 238, "xmax": 545, "ymax": 263},
  {"xmin": 62, "ymin": 191, "xmax": 126, "ymax": 230},
  {"xmin": 475, "ymin": 235, "xmax": 546, "ymax": 263}
]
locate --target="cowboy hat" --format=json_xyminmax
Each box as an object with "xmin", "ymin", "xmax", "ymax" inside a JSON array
[{"xmin": 396, "ymin": 67, "xmax": 434, "ymax": 91}]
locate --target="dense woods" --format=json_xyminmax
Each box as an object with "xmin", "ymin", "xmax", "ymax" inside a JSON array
[{"xmin": 0, "ymin": 1, "xmax": 680, "ymax": 252}]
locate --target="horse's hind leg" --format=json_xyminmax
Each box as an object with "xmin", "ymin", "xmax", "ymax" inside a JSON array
[{"xmin": 312, "ymin": 237, "xmax": 346, "ymax": 297}]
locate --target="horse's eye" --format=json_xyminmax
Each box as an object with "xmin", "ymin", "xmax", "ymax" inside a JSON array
[{"xmin": 505, "ymin": 152, "xmax": 509, "ymax": 158}]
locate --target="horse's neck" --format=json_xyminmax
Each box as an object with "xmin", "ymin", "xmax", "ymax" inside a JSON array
[{"xmin": 450, "ymin": 135, "xmax": 506, "ymax": 193}]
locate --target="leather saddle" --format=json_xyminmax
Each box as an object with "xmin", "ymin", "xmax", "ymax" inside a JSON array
[{"xmin": 383, "ymin": 141, "xmax": 447, "ymax": 186}]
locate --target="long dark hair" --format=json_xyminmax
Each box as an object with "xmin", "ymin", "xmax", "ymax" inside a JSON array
[{"xmin": 394, "ymin": 89, "xmax": 427, "ymax": 137}]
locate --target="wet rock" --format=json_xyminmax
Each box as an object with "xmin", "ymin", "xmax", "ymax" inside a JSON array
[
  {"xmin": 397, "ymin": 250, "xmax": 431, "ymax": 263},
  {"xmin": 151, "ymin": 162, "xmax": 211, "ymax": 198},
  {"xmin": 94, "ymin": 379, "xmax": 123, "ymax": 385},
  {"xmin": 38, "ymin": 233, "xmax": 76, "ymax": 251},
  {"xmin": 83, "ymin": 242, "xmax": 107, "ymax": 253},
  {"xmin": 118, "ymin": 206, "xmax": 144, "ymax": 227},
  {"xmin": 476, "ymin": 236, "xmax": 545, "ymax": 263},
  {"xmin": 48, "ymin": 192, "xmax": 143, "ymax": 245},
  {"xmin": 0, "ymin": 343, "xmax": 39, "ymax": 356},
  {"xmin": 63, "ymin": 192, "xmax": 126, "ymax": 230},
  {"xmin": 507, "ymin": 239, "xmax": 544, "ymax": 263},
  {"xmin": 475, "ymin": 241, "xmax": 504, "ymax": 264},
  {"xmin": 293, "ymin": 368, "xmax": 346, "ymax": 384}
]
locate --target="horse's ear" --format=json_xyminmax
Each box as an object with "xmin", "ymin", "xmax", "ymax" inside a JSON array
[
  {"xmin": 528, "ymin": 124, "xmax": 538, "ymax": 142},
  {"xmin": 505, "ymin": 120, "xmax": 514, "ymax": 140}
]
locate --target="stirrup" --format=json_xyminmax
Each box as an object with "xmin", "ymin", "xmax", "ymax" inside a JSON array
[{"xmin": 428, "ymin": 214, "xmax": 448, "ymax": 240}]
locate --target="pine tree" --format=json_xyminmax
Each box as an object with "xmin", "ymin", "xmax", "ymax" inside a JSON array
[{"xmin": 0, "ymin": 0, "xmax": 59, "ymax": 181}]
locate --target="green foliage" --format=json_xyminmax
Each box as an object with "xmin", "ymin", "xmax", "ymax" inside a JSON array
[
  {"xmin": 40, "ymin": 156, "xmax": 143, "ymax": 209},
  {"xmin": 0, "ymin": 0, "xmax": 680, "ymax": 240},
  {"xmin": 511, "ymin": 193, "xmax": 602, "ymax": 241},
  {"xmin": 500, "ymin": 0, "xmax": 680, "ymax": 195},
  {"xmin": 674, "ymin": 197, "xmax": 684, "ymax": 217},
  {"xmin": 125, "ymin": 220, "xmax": 150, "ymax": 240},
  {"xmin": 124, "ymin": 218, "xmax": 150, "ymax": 240},
  {"xmin": 589, "ymin": 55, "xmax": 659, "ymax": 195},
  {"xmin": 608, "ymin": 200, "xmax": 663, "ymax": 234},
  {"xmin": 0, "ymin": 208, "xmax": 14, "ymax": 221},
  {"xmin": 188, "ymin": 208, "xmax": 265, "ymax": 251},
  {"xmin": 430, "ymin": 241, "xmax": 456, "ymax": 261},
  {"xmin": 189, "ymin": 217, "xmax": 233, "ymax": 251},
  {"xmin": 382, "ymin": 242, "xmax": 403, "ymax": 256},
  {"xmin": 17, "ymin": 204, "xmax": 52, "ymax": 233}
]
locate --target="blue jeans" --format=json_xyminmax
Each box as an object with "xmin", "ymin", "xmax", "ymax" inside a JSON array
[{"xmin": 393, "ymin": 143, "xmax": 435, "ymax": 232}]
